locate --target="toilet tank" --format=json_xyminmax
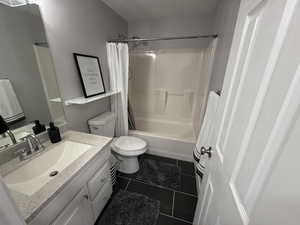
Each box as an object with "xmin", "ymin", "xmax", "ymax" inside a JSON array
[{"xmin": 88, "ymin": 112, "xmax": 116, "ymax": 137}]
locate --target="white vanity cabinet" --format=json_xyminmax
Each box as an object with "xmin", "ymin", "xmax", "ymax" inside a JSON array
[
  {"xmin": 51, "ymin": 186, "xmax": 94, "ymax": 225},
  {"xmin": 29, "ymin": 146, "xmax": 112, "ymax": 225}
]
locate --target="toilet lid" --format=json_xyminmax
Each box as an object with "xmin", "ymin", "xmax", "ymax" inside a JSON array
[{"xmin": 112, "ymin": 136, "xmax": 147, "ymax": 155}]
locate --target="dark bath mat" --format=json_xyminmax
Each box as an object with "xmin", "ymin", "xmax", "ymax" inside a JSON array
[
  {"xmin": 97, "ymin": 190, "xmax": 160, "ymax": 225},
  {"xmin": 135, "ymin": 157, "xmax": 180, "ymax": 190}
]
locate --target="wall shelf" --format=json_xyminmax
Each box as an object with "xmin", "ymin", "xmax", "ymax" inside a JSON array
[
  {"xmin": 64, "ymin": 91, "xmax": 120, "ymax": 106},
  {"xmin": 49, "ymin": 98, "xmax": 62, "ymax": 103}
]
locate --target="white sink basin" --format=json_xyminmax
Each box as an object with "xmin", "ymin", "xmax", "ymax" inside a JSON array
[{"xmin": 4, "ymin": 141, "xmax": 92, "ymax": 196}]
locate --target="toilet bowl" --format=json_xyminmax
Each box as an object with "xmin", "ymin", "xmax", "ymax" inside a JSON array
[
  {"xmin": 112, "ymin": 136, "xmax": 147, "ymax": 174},
  {"xmin": 88, "ymin": 112, "xmax": 147, "ymax": 174}
]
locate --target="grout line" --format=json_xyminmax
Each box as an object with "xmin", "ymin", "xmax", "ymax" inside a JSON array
[
  {"xmin": 125, "ymin": 178, "xmax": 131, "ymax": 190},
  {"xmin": 174, "ymin": 190, "xmax": 198, "ymax": 198},
  {"xmin": 181, "ymin": 172, "xmax": 196, "ymax": 177},
  {"xmin": 131, "ymin": 179, "xmax": 198, "ymax": 198},
  {"xmin": 172, "ymin": 191, "xmax": 175, "ymax": 216},
  {"xmin": 160, "ymin": 212, "xmax": 192, "ymax": 224}
]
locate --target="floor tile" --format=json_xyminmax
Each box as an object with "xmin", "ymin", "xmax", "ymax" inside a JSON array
[
  {"xmin": 127, "ymin": 180, "xmax": 174, "ymax": 215},
  {"xmin": 117, "ymin": 171, "xmax": 137, "ymax": 179},
  {"xmin": 113, "ymin": 176, "xmax": 130, "ymax": 193},
  {"xmin": 135, "ymin": 156, "xmax": 181, "ymax": 190},
  {"xmin": 142, "ymin": 153, "xmax": 177, "ymax": 165},
  {"xmin": 178, "ymin": 160, "xmax": 195, "ymax": 176},
  {"xmin": 156, "ymin": 214, "xmax": 191, "ymax": 225},
  {"xmin": 174, "ymin": 192, "xmax": 197, "ymax": 222},
  {"xmin": 180, "ymin": 175, "xmax": 197, "ymax": 196}
]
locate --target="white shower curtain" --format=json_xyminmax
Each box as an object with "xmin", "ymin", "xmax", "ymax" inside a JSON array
[{"xmin": 106, "ymin": 42, "xmax": 129, "ymax": 136}]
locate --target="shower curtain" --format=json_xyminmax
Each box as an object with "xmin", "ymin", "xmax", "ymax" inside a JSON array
[{"xmin": 106, "ymin": 43, "xmax": 129, "ymax": 136}]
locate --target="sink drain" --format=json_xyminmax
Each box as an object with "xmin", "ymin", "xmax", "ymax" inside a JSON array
[{"xmin": 49, "ymin": 171, "xmax": 59, "ymax": 177}]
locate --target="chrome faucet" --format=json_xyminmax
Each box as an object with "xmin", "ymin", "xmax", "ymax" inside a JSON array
[
  {"xmin": 6, "ymin": 130, "xmax": 17, "ymax": 145},
  {"xmin": 16, "ymin": 134, "xmax": 45, "ymax": 161},
  {"xmin": 26, "ymin": 134, "xmax": 44, "ymax": 153}
]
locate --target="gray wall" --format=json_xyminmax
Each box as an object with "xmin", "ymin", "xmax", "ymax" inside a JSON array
[
  {"xmin": 209, "ymin": 0, "xmax": 241, "ymax": 91},
  {"xmin": 0, "ymin": 4, "xmax": 52, "ymax": 126},
  {"xmin": 128, "ymin": 16, "xmax": 215, "ymax": 50},
  {"xmin": 39, "ymin": 0, "xmax": 128, "ymax": 132}
]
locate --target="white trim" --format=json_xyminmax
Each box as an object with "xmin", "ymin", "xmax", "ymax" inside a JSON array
[
  {"xmin": 245, "ymin": 61, "xmax": 300, "ymax": 213},
  {"xmin": 215, "ymin": 145, "xmax": 224, "ymax": 164},
  {"xmin": 215, "ymin": 216, "xmax": 221, "ymax": 225},
  {"xmin": 229, "ymin": 0, "xmax": 294, "ymax": 216},
  {"xmin": 215, "ymin": 9, "xmax": 250, "ymax": 160},
  {"xmin": 222, "ymin": 1, "xmax": 264, "ymax": 155},
  {"xmin": 202, "ymin": 179, "xmax": 214, "ymax": 225},
  {"xmin": 199, "ymin": 175, "xmax": 213, "ymax": 223},
  {"xmin": 230, "ymin": 182, "xmax": 249, "ymax": 225},
  {"xmin": 242, "ymin": 0, "xmax": 297, "ymax": 213}
]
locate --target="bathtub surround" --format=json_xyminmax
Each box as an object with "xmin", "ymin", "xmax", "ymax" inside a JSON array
[
  {"xmin": 96, "ymin": 190, "xmax": 160, "ymax": 225},
  {"xmin": 192, "ymin": 40, "xmax": 218, "ymax": 135},
  {"xmin": 39, "ymin": 0, "xmax": 128, "ymax": 132},
  {"xmin": 130, "ymin": 129, "xmax": 195, "ymax": 162},
  {"xmin": 128, "ymin": 47, "xmax": 216, "ymax": 161}
]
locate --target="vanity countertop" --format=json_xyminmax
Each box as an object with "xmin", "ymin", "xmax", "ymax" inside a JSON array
[{"xmin": 0, "ymin": 130, "xmax": 112, "ymax": 223}]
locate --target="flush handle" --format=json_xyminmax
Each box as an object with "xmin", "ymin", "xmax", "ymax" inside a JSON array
[{"xmin": 201, "ymin": 146, "xmax": 212, "ymax": 158}]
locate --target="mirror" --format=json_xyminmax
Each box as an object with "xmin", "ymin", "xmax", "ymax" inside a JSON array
[{"xmin": 0, "ymin": 4, "xmax": 66, "ymax": 149}]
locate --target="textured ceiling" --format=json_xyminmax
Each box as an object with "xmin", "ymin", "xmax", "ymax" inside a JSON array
[{"xmin": 102, "ymin": 0, "xmax": 220, "ymax": 21}]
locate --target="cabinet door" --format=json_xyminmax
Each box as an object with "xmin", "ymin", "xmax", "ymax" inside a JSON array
[{"xmin": 52, "ymin": 187, "xmax": 94, "ymax": 225}]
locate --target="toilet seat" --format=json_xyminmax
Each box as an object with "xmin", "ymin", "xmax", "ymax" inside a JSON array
[{"xmin": 112, "ymin": 136, "xmax": 147, "ymax": 156}]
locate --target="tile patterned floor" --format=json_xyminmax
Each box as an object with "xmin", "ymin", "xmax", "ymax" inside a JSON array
[{"xmin": 113, "ymin": 154, "xmax": 198, "ymax": 225}]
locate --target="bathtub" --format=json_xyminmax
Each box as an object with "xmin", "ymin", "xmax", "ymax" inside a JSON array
[{"xmin": 129, "ymin": 117, "xmax": 196, "ymax": 161}]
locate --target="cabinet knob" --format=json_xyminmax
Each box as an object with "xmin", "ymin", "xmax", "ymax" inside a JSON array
[{"xmin": 201, "ymin": 146, "xmax": 213, "ymax": 158}]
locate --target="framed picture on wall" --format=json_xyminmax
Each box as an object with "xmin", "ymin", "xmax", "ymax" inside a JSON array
[{"xmin": 73, "ymin": 53, "xmax": 106, "ymax": 98}]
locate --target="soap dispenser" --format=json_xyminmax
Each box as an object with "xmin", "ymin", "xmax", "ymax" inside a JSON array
[
  {"xmin": 32, "ymin": 120, "xmax": 46, "ymax": 135},
  {"xmin": 47, "ymin": 122, "xmax": 61, "ymax": 143}
]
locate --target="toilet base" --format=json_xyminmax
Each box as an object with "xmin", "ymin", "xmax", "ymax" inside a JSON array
[{"xmin": 117, "ymin": 156, "xmax": 140, "ymax": 174}]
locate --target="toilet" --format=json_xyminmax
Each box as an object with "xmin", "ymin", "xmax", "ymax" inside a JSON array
[{"xmin": 88, "ymin": 112, "xmax": 147, "ymax": 174}]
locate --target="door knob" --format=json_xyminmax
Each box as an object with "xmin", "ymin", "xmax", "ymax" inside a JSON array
[{"xmin": 201, "ymin": 146, "xmax": 212, "ymax": 158}]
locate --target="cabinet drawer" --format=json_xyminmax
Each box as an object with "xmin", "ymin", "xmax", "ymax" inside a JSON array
[
  {"xmin": 92, "ymin": 181, "xmax": 112, "ymax": 221},
  {"xmin": 88, "ymin": 162, "xmax": 110, "ymax": 200}
]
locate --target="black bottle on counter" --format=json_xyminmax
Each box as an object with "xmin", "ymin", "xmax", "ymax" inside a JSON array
[
  {"xmin": 47, "ymin": 122, "xmax": 61, "ymax": 143},
  {"xmin": 32, "ymin": 120, "xmax": 46, "ymax": 135}
]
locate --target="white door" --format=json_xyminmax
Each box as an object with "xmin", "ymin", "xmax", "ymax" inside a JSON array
[{"xmin": 198, "ymin": 0, "xmax": 300, "ymax": 225}]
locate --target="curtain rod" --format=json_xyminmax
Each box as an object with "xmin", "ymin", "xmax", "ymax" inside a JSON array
[{"xmin": 108, "ymin": 34, "xmax": 218, "ymax": 43}]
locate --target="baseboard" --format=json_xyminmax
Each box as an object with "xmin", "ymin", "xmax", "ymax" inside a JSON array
[{"xmin": 147, "ymin": 147, "xmax": 193, "ymax": 162}]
